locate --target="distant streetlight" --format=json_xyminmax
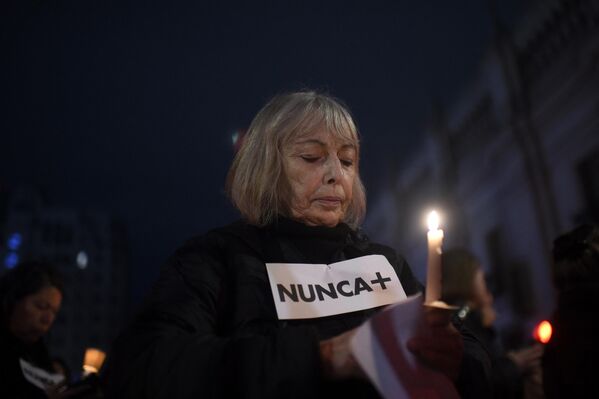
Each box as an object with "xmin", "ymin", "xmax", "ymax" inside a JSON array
[
  {"xmin": 4, "ymin": 252, "xmax": 19, "ymax": 269},
  {"xmin": 7, "ymin": 232, "xmax": 22, "ymax": 251},
  {"xmin": 76, "ymin": 251, "xmax": 89, "ymax": 269}
]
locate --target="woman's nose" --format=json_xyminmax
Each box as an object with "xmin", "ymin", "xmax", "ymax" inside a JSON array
[{"xmin": 324, "ymin": 157, "xmax": 342, "ymax": 184}]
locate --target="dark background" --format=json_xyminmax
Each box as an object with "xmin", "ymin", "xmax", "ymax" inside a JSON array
[{"xmin": 1, "ymin": 0, "xmax": 525, "ymax": 303}]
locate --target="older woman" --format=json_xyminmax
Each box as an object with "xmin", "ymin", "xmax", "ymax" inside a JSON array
[{"xmin": 104, "ymin": 91, "xmax": 490, "ymax": 398}]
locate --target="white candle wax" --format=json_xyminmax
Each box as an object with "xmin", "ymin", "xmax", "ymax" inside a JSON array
[{"xmin": 425, "ymin": 211, "xmax": 444, "ymax": 303}]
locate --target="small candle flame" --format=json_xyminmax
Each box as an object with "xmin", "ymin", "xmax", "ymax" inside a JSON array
[
  {"xmin": 427, "ymin": 211, "xmax": 440, "ymax": 231},
  {"xmin": 533, "ymin": 320, "xmax": 552, "ymax": 344}
]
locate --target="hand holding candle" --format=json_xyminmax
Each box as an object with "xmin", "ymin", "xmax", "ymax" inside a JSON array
[{"xmin": 425, "ymin": 211, "xmax": 444, "ymax": 304}]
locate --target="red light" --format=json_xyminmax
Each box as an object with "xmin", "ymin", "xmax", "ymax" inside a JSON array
[{"xmin": 533, "ymin": 320, "xmax": 552, "ymax": 344}]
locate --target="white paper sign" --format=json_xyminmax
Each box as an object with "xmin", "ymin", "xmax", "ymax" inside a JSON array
[
  {"xmin": 19, "ymin": 358, "xmax": 64, "ymax": 390},
  {"xmin": 265, "ymin": 254, "xmax": 407, "ymax": 319}
]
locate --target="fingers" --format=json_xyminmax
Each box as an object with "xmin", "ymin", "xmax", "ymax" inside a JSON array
[
  {"xmin": 508, "ymin": 344, "xmax": 545, "ymax": 372},
  {"xmin": 407, "ymin": 324, "xmax": 464, "ymax": 381},
  {"xmin": 407, "ymin": 326, "xmax": 464, "ymax": 353},
  {"xmin": 423, "ymin": 307, "xmax": 453, "ymax": 327},
  {"xmin": 320, "ymin": 328, "xmax": 364, "ymax": 380},
  {"xmin": 408, "ymin": 346, "xmax": 462, "ymax": 379}
]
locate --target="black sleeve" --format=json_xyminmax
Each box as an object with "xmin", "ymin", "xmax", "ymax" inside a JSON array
[
  {"xmin": 491, "ymin": 356, "xmax": 522, "ymax": 398},
  {"xmin": 103, "ymin": 236, "xmax": 323, "ymax": 399},
  {"xmin": 454, "ymin": 323, "xmax": 493, "ymax": 398}
]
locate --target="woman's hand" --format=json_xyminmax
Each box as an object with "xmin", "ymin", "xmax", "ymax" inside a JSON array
[
  {"xmin": 407, "ymin": 307, "xmax": 464, "ymax": 381},
  {"xmin": 507, "ymin": 343, "xmax": 544, "ymax": 373},
  {"xmin": 319, "ymin": 328, "xmax": 364, "ymax": 380},
  {"xmin": 45, "ymin": 380, "xmax": 91, "ymax": 399}
]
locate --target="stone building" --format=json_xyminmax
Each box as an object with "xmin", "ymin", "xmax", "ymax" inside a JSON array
[{"xmin": 365, "ymin": 0, "xmax": 599, "ymax": 341}]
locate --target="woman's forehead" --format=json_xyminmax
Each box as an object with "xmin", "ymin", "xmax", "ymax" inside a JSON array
[
  {"xmin": 31, "ymin": 286, "xmax": 62, "ymax": 305},
  {"xmin": 291, "ymin": 127, "xmax": 357, "ymax": 148}
]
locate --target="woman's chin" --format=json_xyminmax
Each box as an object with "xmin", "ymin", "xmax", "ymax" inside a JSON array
[
  {"xmin": 18, "ymin": 332, "xmax": 42, "ymax": 345},
  {"xmin": 302, "ymin": 214, "xmax": 343, "ymax": 227}
]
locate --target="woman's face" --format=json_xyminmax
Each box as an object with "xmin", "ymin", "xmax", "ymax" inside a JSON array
[
  {"xmin": 9, "ymin": 285, "xmax": 62, "ymax": 344},
  {"xmin": 284, "ymin": 128, "xmax": 357, "ymax": 227}
]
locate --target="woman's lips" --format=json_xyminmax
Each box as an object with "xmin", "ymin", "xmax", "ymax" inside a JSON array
[{"xmin": 314, "ymin": 197, "xmax": 342, "ymax": 208}]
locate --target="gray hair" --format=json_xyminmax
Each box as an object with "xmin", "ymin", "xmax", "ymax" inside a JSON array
[{"xmin": 226, "ymin": 90, "xmax": 366, "ymax": 228}]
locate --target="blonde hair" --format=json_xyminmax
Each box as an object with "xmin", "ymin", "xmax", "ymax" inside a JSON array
[{"xmin": 226, "ymin": 91, "xmax": 366, "ymax": 228}]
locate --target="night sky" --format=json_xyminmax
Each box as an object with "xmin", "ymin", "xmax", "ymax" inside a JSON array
[{"xmin": 1, "ymin": 0, "xmax": 525, "ymax": 303}]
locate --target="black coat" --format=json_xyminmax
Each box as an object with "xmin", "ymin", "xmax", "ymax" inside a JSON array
[
  {"xmin": 543, "ymin": 283, "xmax": 599, "ymax": 398},
  {"xmin": 104, "ymin": 219, "xmax": 491, "ymax": 398},
  {"xmin": 460, "ymin": 309, "xmax": 522, "ymax": 398},
  {"xmin": 0, "ymin": 325, "xmax": 54, "ymax": 399}
]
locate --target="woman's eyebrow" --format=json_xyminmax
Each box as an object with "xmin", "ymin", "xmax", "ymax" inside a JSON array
[
  {"xmin": 294, "ymin": 139, "xmax": 326, "ymax": 147},
  {"xmin": 339, "ymin": 144, "xmax": 356, "ymax": 151},
  {"xmin": 294, "ymin": 140, "xmax": 356, "ymax": 151}
]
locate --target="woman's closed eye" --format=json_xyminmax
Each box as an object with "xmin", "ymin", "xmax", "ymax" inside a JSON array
[{"xmin": 301, "ymin": 155, "xmax": 320, "ymax": 163}]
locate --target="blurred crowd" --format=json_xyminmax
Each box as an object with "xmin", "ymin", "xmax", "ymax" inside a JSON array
[
  {"xmin": 440, "ymin": 223, "xmax": 599, "ymax": 398},
  {"xmin": 1, "ymin": 223, "xmax": 597, "ymax": 398}
]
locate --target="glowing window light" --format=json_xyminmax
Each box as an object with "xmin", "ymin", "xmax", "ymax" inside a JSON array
[
  {"xmin": 7, "ymin": 233, "xmax": 22, "ymax": 251},
  {"xmin": 533, "ymin": 320, "xmax": 553, "ymax": 344},
  {"xmin": 76, "ymin": 251, "xmax": 89, "ymax": 269},
  {"xmin": 4, "ymin": 252, "xmax": 19, "ymax": 269}
]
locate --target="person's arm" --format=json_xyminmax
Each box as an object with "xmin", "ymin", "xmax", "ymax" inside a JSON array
[
  {"xmin": 103, "ymin": 236, "xmax": 324, "ymax": 399},
  {"xmin": 386, "ymin": 248, "xmax": 493, "ymax": 397}
]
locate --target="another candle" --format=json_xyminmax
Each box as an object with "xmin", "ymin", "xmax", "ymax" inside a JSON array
[
  {"xmin": 425, "ymin": 211, "xmax": 444, "ymax": 304},
  {"xmin": 83, "ymin": 348, "xmax": 106, "ymax": 375}
]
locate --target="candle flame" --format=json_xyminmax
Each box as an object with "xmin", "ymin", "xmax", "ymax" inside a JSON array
[
  {"xmin": 533, "ymin": 320, "xmax": 552, "ymax": 344},
  {"xmin": 427, "ymin": 211, "xmax": 440, "ymax": 231}
]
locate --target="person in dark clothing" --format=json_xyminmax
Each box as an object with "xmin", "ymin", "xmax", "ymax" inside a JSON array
[
  {"xmin": 441, "ymin": 248, "xmax": 543, "ymax": 398},
  {"xmin": 0, "ymin": 260, "xmax": 64, "ymax": 398},
  {"xmin": 103, "ymin": 91, "xmax": 491, "ymax": 398},
  {"xmin": 543, "ymin": 224, "xmax": 599, "ymax": 398}
]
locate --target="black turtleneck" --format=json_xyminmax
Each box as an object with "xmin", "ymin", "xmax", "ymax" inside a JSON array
[{"xmin": 265, "ymin": 217, "xmax": 356, "ymax": 264}]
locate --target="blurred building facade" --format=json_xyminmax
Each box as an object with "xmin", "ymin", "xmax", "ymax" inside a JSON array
[
  {"xmin": 365, "ymin": 0, "xmax": 599, "ymax": 343},
  {"xmin": 0, "ymin": 185, "xmax": 130, "ymax": 374}
]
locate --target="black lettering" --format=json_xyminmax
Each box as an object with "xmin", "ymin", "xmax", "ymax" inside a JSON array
[
  {"xmin": 337, "ymin": 280, "xmax": 354, "ymax": 297},
  {"xmin": 315, "ymin": 283, "xmax": 338, "ymax": 301},
  {"xmin": 370, "ymin": 272, "xmax": 392, "ymax": 290},
  {"xmin": 277, "ymin": 284, "xmax": 298, "ymax": 302},
  {"xmin": 354, "ymin": 277, "xmax": 373, "ymax": 295},
  {"xmin": 298, "ymin": 284, "xmax": 316, "ymax": 302}
]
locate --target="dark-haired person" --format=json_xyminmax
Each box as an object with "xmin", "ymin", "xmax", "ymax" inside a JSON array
[
  {"xmin": 543, "ymin": 224, "xmax": 599, "ymax": 398},
  {"xmin": 104, "ymin": 91, "xmax": 491, "ymax": 398},
  {"xmin": 0, "ymin": 260, "xmax": 64, "ymax": 398}
]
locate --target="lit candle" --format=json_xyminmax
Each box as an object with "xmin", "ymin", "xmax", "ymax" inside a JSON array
[
  {"xmin": 533, "ymin": 320, "xmax": 553, "ymax": 344},
  {"xmin": 83, "ymin": 348, "xmax": 106, "ymax": 375},
  {"xmin": 425, "ymin": 211, "xmax": 444, "ymax": 304}
]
